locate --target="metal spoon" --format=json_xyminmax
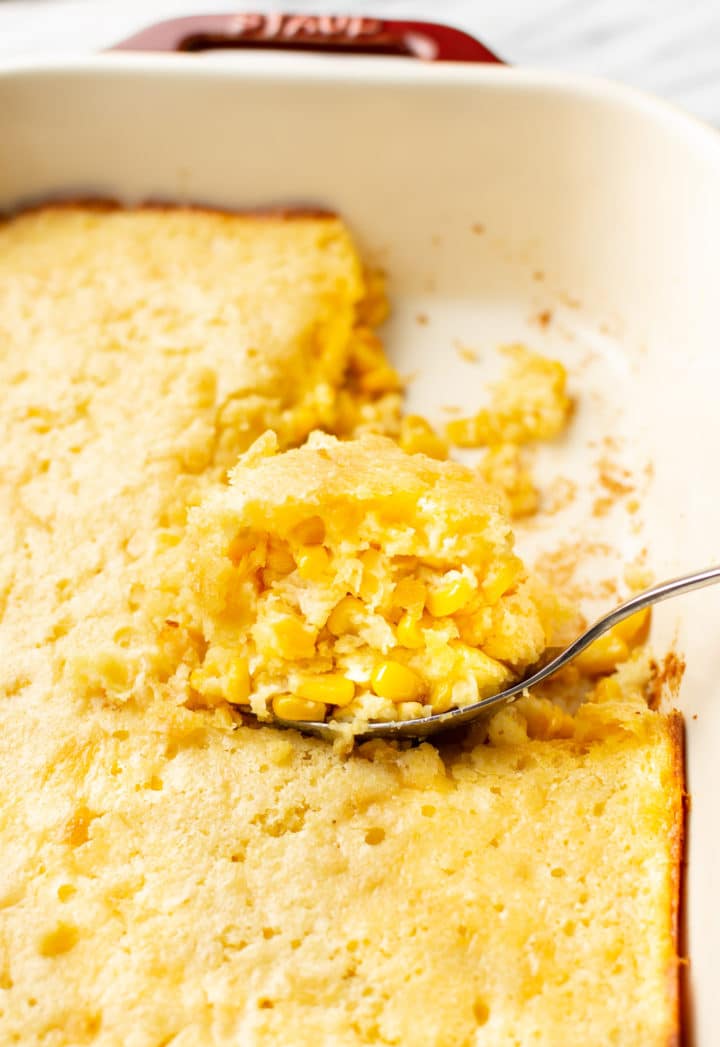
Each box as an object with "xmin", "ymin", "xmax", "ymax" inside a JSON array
[{"xmin": 274, "ymin": 565, "xmax": 720, "ymax": 742}]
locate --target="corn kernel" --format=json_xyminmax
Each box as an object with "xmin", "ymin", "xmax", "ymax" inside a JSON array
[
  {"xmin": 392, "ymin": 578, "xmax": 427, "ymax": 618},
  {"xmin": 272, "ymin": 694, "xmax": 327, "ymax": 722},
  {"xmin": 291, "ymin": 404, "xmax": 320, "ymax": 440},
  {"xmin": 190, "ymin": 667, "xmax": 215, "ymax": 699},
  {"xmin": 156, "ymin": 529, "xmax": 182, "ymax": 550},
  {"xmin": 445, "ymin": 415, "xmax": 484, "ymax": 448},
  {"xmin": 593, "ymin": 676, "xmax": 623, "ymax": 703},
  {"xmin": 398, "ymin": 415, "xmax": 449, "ymax": 460},
  {"xmin": 574, "ymin": 632, "xmax": 629, "ymax": 676},
  {"xmin": 358, "ymin": 366, "xmax": 402, "ymax": 394},
  {"xmin": 359, "ymin": 548, "xmax": 384, "ymax": 601},
  {"xmin": 520, "ymin": 696, "xmax": 575, "ymax": 740},
  {"xmin": 426, "ymin": 575, "xmax": 476, "ymax": 618},
  {"xmin": 225, "ymin": 657, "xmax": 250, "ymax": 705},
  {"xmin": 482, "ymin": 556, "xmax": 523, "ymax": 604},
  {"xmin": 466, "ymin": 649, "xmax": 511, "ymax": 695},
  {"xmin": 356, "ymin": 270, "xmax": 389, "ymax": 327},
  {"xmin": 190, "ymin": 656, "xmax": 250, "ymax": 706},
  {"xmin": 266, "ymin": 541, "xmax": 296, "ymax": 575},
  {"xmin": 612, "ymin": 607, "xmax": 651, "ymax": 647},
  {"xmin": 228, "ymin": 529, "xmax": 261, "ymax": 564},
  {"xmin": 393, "ymin": 555, "xmax": 419, "ymax": 570},
  {"xmin": 290, "ymin": 516, "xmax": 325, "ymax": 545},
  {"xmin": 296, "ymin": 674, "xmax": 356, "ymax": 707},
  {"xmin": 396, "ymin": 613, "xmax": 425, "ymax": 649},
  {"xmin": 431, "ymin": 683, "xmax": 454, "ymax": 713},
  {"xmin": 371, "ymin": 661, "xmax": 425, "ymax": 702},
  {"xmin": 327, "ymin": 596, "xmax": 364, "ymax": 637},
  {"xmin": 350, "ymin": 329, "xmax": 387, "ymax": 374},
  {"xmin": 269, "ymin": 616, "xmax": 317, "ymax": 660},
  {"xmin": 456, "ymin": 609, "xmax": 491, "ymax": 647},
  {"xmin": 296, "ymin": 545, "xmax": 331, "ymax": 581}
]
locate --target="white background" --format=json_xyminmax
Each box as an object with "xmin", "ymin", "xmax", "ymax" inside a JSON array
[{"xmin": 2, "ymin": 0, "xmax": 720, "ymax": 127}]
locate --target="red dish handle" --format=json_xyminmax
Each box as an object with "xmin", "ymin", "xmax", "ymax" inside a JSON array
[{"xmin": 109, "ymin": 13, "xmax": 502, "ymax": 63}]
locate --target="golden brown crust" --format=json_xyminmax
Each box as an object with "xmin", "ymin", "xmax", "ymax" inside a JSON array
[
  {"xmin": 648, "ymin": 653, "xmax": 687, "ymax": 711},
  {"xmin": 1, "ymin": 196, "xmax": 338, "ymax": 224},
  {"xmin": 220, "ymin": 431, "xmax": 506, "ymax": 524},
  {"xmin": 665, "ymin": 711, "xmax": 686, "ymax": 1047}
]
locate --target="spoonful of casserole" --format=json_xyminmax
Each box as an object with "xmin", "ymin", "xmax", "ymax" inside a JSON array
[{"xmin": 180, "ymin": 431, "xmax": 715, "ymax": 741}]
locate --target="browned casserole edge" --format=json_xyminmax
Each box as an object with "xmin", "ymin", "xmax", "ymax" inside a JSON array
[
  {"xmin": 0, "ymin": 197, "xmax": 338, "ymax": 222},
  {"xmin": 672, "ymin": 711, "xmax": 692, "ymax": 1047},
  {"xmin": 667, "ymin": 711, "xmax": 688, "ymax": 1047}
]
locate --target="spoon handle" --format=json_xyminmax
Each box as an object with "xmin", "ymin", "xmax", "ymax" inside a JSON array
[
  {"xmin": 530, "ymin": 565, "xmax": 720, "ymax": 688},
  {"xmin": 581, "ymin": 564, "xmax": 720, "ymax": 641}
]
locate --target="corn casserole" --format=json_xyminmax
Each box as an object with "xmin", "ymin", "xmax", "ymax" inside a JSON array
[{"xmin": 0, "ymin": 204, "xmax": 682, "ymax": 1046}]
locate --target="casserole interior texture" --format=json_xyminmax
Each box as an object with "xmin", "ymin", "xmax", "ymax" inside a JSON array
[
  {"xmin": 184, "ymin": 430, "xmax": 549, "ymax": 726},
  {"xmin": 0, "ymin": 205, "xmax": 682, "ymax": 1046}
]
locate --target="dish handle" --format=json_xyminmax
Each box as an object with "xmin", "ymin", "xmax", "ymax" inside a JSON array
[{"xmin": 108, "ymin": 13, "xmax": 503, "ymax": 63}]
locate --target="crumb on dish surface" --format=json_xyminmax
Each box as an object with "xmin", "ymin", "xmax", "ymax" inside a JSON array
[
  {"xmin": 444, "ymin": 345, "xmax": 573, "ymax": 519},
  {"xmin": 445, "ymin": 344, "xmax": 572, "ymax": 448}
]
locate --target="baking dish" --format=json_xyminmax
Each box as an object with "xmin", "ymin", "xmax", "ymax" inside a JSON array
[{"xmin": 2, "ymin": 12, "xmax": 718, "ymax": 1041}]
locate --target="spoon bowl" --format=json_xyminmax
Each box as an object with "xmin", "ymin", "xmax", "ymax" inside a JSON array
[{"xmin": 274, "ymin": 565, "xmax": 720, "ymax": 742}]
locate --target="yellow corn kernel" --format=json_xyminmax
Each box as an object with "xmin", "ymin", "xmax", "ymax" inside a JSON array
[
  {"xmin": 225, "ymin": 657, "xmax": 251, "ymax": 705},
  {"xmin": 296, "ymin": 545, "xmax": 331, "ymax": 581},
  {"xmin": 520, "ymin": 696, "xmax": 575, "ymax": 740},
  {"xmin": 356, "ymin": 270, "xmax": 389, "ymax": 327},
  {"xmin": 189, "ymin": 657, "xmax": 250, "ymax": 705},
  {"xmin": 327, "ymin": 596, "xmax": 364, "ymax": 637},
  {"xmin": 228, "ymin": 529, "xmax": 261, "ymax": 564},
  {"xmin": 482, "ymin": 556, "xmax": 523, "ymax": 604},
  {"xmin": 574, "ymin": 632, "xmax": 629, "ymax": 676},
  {"xmin": 380, "ymin": 492, "xmax": 421, "ymax": 526},
  {"xmin": 426, "ymin": 575, "xmax": 475, "ymax": 618},
  {"xmin": 155, "ymin": 529, "xmax": 182, "ymax": 550},
  {"xmin": 431, "ymin": 683, "xmax": 454, "ymax": 713},
  {"xmin": 358, "ymin": 366, "xmax": 402, "ymax": 394},
  {"xmin": 392, "ymin": 578, "xmax": 427, "ymax": 618},
  {"xmin": 189, "ymin": 668, "xmax": 216, "ymax": 700},
  {"xmin": 266, "ymin": 541, "xmax": 296, "ymax": 575},
  {"xmin": 272, "ymin": 694, "xmax": 327, "ymax": 722},
  {"xmin": 445, "ymin": 415, "xmax": 484, "ymax": 448},
  {"xmin": 290, "ymin": 516, "xmax": 325, "ymax": 545},
  {"xmin": 396, "ymin": 613, "xmax": 425, "ymax": 650},
  {"xmin": 290, "ymin": 404, "xmax": 321, "ymax": 441},
  {"xmin": 456, "ymin": 609, "xmax": 492, "ymax": 647},
  {"xmin": 296, "ymin": 673, "xmax": 356, "ymax": 707},
  {"xmin": 612, "ymin": 607, "xmax": 651, "ymax": 647},
  {"xmin": 360, "ymin": 548, "xmax": 383, "ymax": 571},
  {"xmin": 398, "ymin": 415, "xmax": 449, "ymax": 460},
  {"xmin": 393, "ymin": 555, "xmax": 419, "ymax": 571},
  {"xmin": 270, "ymin": 616, "xmax": 317, "ymax": 660},
  {"xmin": 350, "ymin": 329, "xmax": 387, "ymax": 374},
  {"xmin": 371, "ymin": 661, "xmax": 424, "ymax": 702},
  {"xmin": 593, "ymin": 676, "xmax": 623, "ymax": 703},
  {"xmin": 359, "ymin": 548, "xmax": 384, "ymax": 601}
]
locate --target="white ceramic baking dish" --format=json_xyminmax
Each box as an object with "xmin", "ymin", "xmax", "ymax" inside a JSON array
[{"xmin": 2, "ymin": 13, "xmax": 718, "ymax": 1041}]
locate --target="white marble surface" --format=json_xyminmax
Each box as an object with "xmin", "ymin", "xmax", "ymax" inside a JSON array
[{"xmin": 2, "ymin": 0, "xmax": 720, "ymax": 127}]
